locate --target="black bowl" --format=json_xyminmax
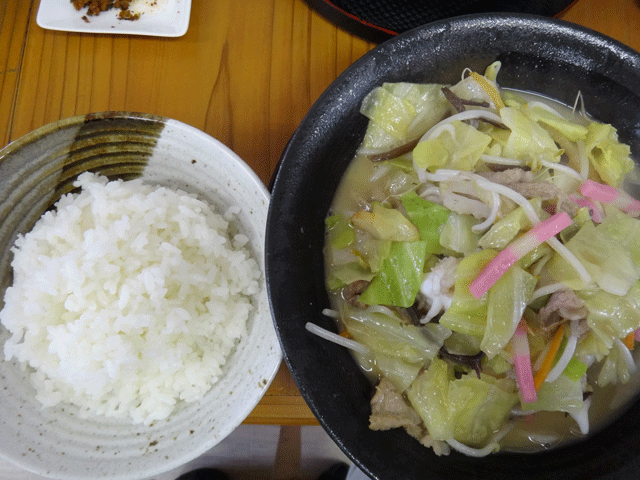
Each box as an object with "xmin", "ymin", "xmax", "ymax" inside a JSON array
[{"xmin": 266, "ymin": 13, "xmax": 640, "ymax": 480}]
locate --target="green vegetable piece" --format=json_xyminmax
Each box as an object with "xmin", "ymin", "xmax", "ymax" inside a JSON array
[
  {"xmin": 413, "ymin": 121, "xmax": 492, "ymax": 173},
  {"xmin": 359, "ymin": 83, "xmax": 449, "ymax": 151},
  {"xmin": 500, "ymin": 107, "xmax": 562, "ymax": 167},
  {"xmin": 374, "ymin": 352, "xmax": 422, "ymax": 393},
  {"xmin": 478, "ymin": 198, "xmax": 542, "ymax": 250},
  {"xmin": 524, "ymin": 375, "xmax": 583, "ymax": 415},
  {"xmin": 413, "ymin": 138, "xmax": 449, "ymax": 172},
  {"xmin": 326, "ymin": 264, "xmax": 376, "ymax": 290},
  {"xmin": 354, "ymin": 234, "xmax": 392, "ymax": 273},
  {"xmin": 351, "ymin": 202, "xmax": 419, "ymax": 242},
  {"xmin": 481, "ymin": 266, "xmax": 536, "ymax": 359},
  {"xmin": 579, "ymin": 282, "xmax": 640, "ymax": 350},
  {"xmin": 585, "ymin": 122, "xmax": 634, "ymax": 187},
  {"xmin": 597, "ymin": 339, "xmax": 635, "ymax": 387},
  {"xmin": 363, "ymin": 86, "xmax": 416, "ymax": 139},
  {"xmin": 408, "ymin": 359, "xmax": 518, "ymax": 445},
  {"xmin": 547, "ymin": 221, "xmax": 640, "ymax": 295},
  {"xmin": 481, "ymin": 123, "xmax": 511, "ymax": 152},
  {"xmin": 484, "ymin": 61, "xmax": 502, "ymax": 82},
  {"xmin": 485, "ymin": 353, "xmax": 513, "ymax": 375},
  {"xmin": 599, "ymin": 206, "xmax": 640, "ymax": 266},
  {"xmin": 574, "ymin": 330, "xmax": 610, "ymax": 359},
  {"xmin": 358, "ymin": 240, "xmax": 429, "ymax": 308},
  {"xmin": 529, "ymin": 106, "xmax": 589, "ymax": 142},
  {"xmin": 518, "ymin": 243, "xmax": 552, "ymax": 270},
  {"xmin": 443, "ymin": 331, "xmax": 483, "ymax": 357},
  {"xmin": 382, "ymin": 157, "xmax": 415, "ymax": 173},
  {"xmin": 344, "ymin": 306, "xmax": 451, "ymax": 365},
  {"xmin": 407, "ymin": 357, "xmax": 455, "ymax": 441},
  {"xmin": 326, "ymin": 214, "xmax": 355, "ymax": 249},
  {"xmin": 400, "ymin": 191, "xmax": 450, "ymax": 253},
  {"xmin": 439, "ymin": 249, "xmax": 498, "ymax": 336},
  {"xmin": 559, "ymin": 207, "xmax": 593, "ymax": 244},
  {"xmin": 448, "ymin": 375, "xmax": 518, "ymax": 446},
  {"xmin": 439, "ymin": 213, "xmax": 481, "ymax": 255},
  {"xmin": 562, "ymin": 357, "xmax": 588, "ymax": 382}
]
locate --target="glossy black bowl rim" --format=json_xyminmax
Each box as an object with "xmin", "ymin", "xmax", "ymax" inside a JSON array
[
  {"xmin": 267, "ymin": 12, "xmax": 640, "ymax": 480},
  {"xmin": 303, "ymin": 0, "xmax": 577, "ymax": 43}
]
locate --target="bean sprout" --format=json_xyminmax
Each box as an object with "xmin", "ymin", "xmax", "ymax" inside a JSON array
[
  {"xmin": 419, "ymin": 110, "xmax": 504, "ymax": 143},
  {"xmin": 540, "ymin": 159, "xmax": 583, "ymax": 181},
  {"xmin": 423, "ymin": 124, "xmax": 457, "ymax": 142},
  {"xmin": 545, "ymin": 321, "xmax": 578, "ymax": 383},
  {"xmin": 480, "ymin": 154, "xmax": 525, "ymax": 167},
  {"xmin": 614, "ymin": 338, "xmax": 637, "ymax": 374},
  {"xmin": 570, "ymin": 397, "xmax": 591, "ymax": 435},
  {"xmin": 322, "ymin": 308, "xmax": 339, "ymax": 318},
  {"xmin": 446, "ymin": 424, "xmax": 514, "ymax": 457},
  {"xmin": 471, "ymin": 191, "xmax": 501, "ymax": 232},
  {"xmin": 529, "ymin": 283, "xmax": 568, "ymax": 303},
  {"xmin": 305, "ymin": 322, "xmax": 370, "ymax": 355}
]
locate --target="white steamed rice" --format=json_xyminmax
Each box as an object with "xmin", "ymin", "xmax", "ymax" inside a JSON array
[{"xmin": 0, "ymin": 172, "xmax": 261, "ymax": 424}]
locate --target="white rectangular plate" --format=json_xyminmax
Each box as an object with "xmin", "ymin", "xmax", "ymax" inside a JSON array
[{"xmin": 37, "ymin": 0, "xmax": 191, "ymax": 37}]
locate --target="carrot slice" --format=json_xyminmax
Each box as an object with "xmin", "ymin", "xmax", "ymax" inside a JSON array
[
  {"xmin": 533, "ymin": 324, "xmax": 565, "ymax": 390},
  {"xmin": 624, "ymin": 331, "xmax": 635, "ymax": 351}
]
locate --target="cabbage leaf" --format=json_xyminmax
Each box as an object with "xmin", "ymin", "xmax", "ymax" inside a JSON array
[
  {"xmin": 439, "ymin": 249, "xmax": 497, "ymax": 336},
  {"xmin": 448, "ymin": 375, "xmax": 518, "ymax": 446},
  {"xmin": 359, "ymin": 83, "xmax": 450, "ymax": 152},
  {"xmin": 374, "ymin": 352, "xmax": 422, "ymax": 393},
  {"xmin": 597, "ymin": 340, "xmax": 634, "ymax": 387},
  {"xmin": 439, "ymin": 213, "xmax": 481, "ymax": 255},
  {"xmin": 500, "ymin": 107, "xmax": 562, "ymax": 167},
  {"xmin": 353, "ymin": 232, "xmax": 391, "ymax": 273},
  {"xmin": 326, "ymin": 214, "xmax": 355, "ymax": 249},
  {"xmin": 343, "ymin": 306, "xmax": 451, "ymax": 366},
  {"xmin": 482, "ymin": 265, "xmax": 536, "ymax": 359},
  {"xmin": 401, "ymin": 191, "xmax": 450, "ymax": 254},
  {"xmin": 524, "ymin": 374, "xmax": 584, "ymax": 415},
  {"xmin": 478, "ymin": 198, "xmax": 542, "ymax": 250},
  {"xmin": 578, "ymin": 282, "xmax": 640, "ymax": 350},
  {"xmin": 598, "ymin": 206, "xmax": 640, "ymax": 266},
  {"xmin": 408, "ymin": 358, "xmax": 517, "ymax": 445},
  {"xmin": 326, "ymin": 263, "xmax": 376, "ymax": 290},
  {"xmin": 358, "ymin": 240, "xmax": 429, "ymax": 307},
  {"xmin": 546, "ymin": 221, "xmax": 640, "ymax": 295},
  {"xmin": 413, "ymin": 120, "xmax": 492, "ymax": 173},
  {"xmin": 528, "ymin": 106, "xmax": 589, "ymax": 143},
  {"xmin": 351, "ymin": 202, "xmax": 419, "ymax": 242},
  {"xmin": 585, "ymin": 122, "xmax": 634, "ymax": 187},
  {"xmin": 407, "ymin": 357, "xmax": 455, "ymax": 441}
]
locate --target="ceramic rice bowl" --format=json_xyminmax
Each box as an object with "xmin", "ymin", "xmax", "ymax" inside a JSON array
[{"xmin": 0, "ymin": 112, "xmax": 281, "ymax": 480}]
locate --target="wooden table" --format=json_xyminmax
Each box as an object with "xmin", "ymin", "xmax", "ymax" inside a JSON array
[{"xmin": 1, "ymin": 0, "xmax": 639, "ymax": 426}]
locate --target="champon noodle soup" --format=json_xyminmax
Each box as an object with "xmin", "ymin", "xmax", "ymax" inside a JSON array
[{"xmin": 310, "ymin": 62, "xmax": 640, "ymax": 456}]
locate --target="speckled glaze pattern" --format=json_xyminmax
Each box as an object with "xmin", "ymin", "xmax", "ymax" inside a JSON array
[
  {"xmin": 0, "ymin": 112, "xmax": 281, "ymax": 480},
  {"xmin": 266, "ymin": 13, "xmax": 640, "ymax": 480}
]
